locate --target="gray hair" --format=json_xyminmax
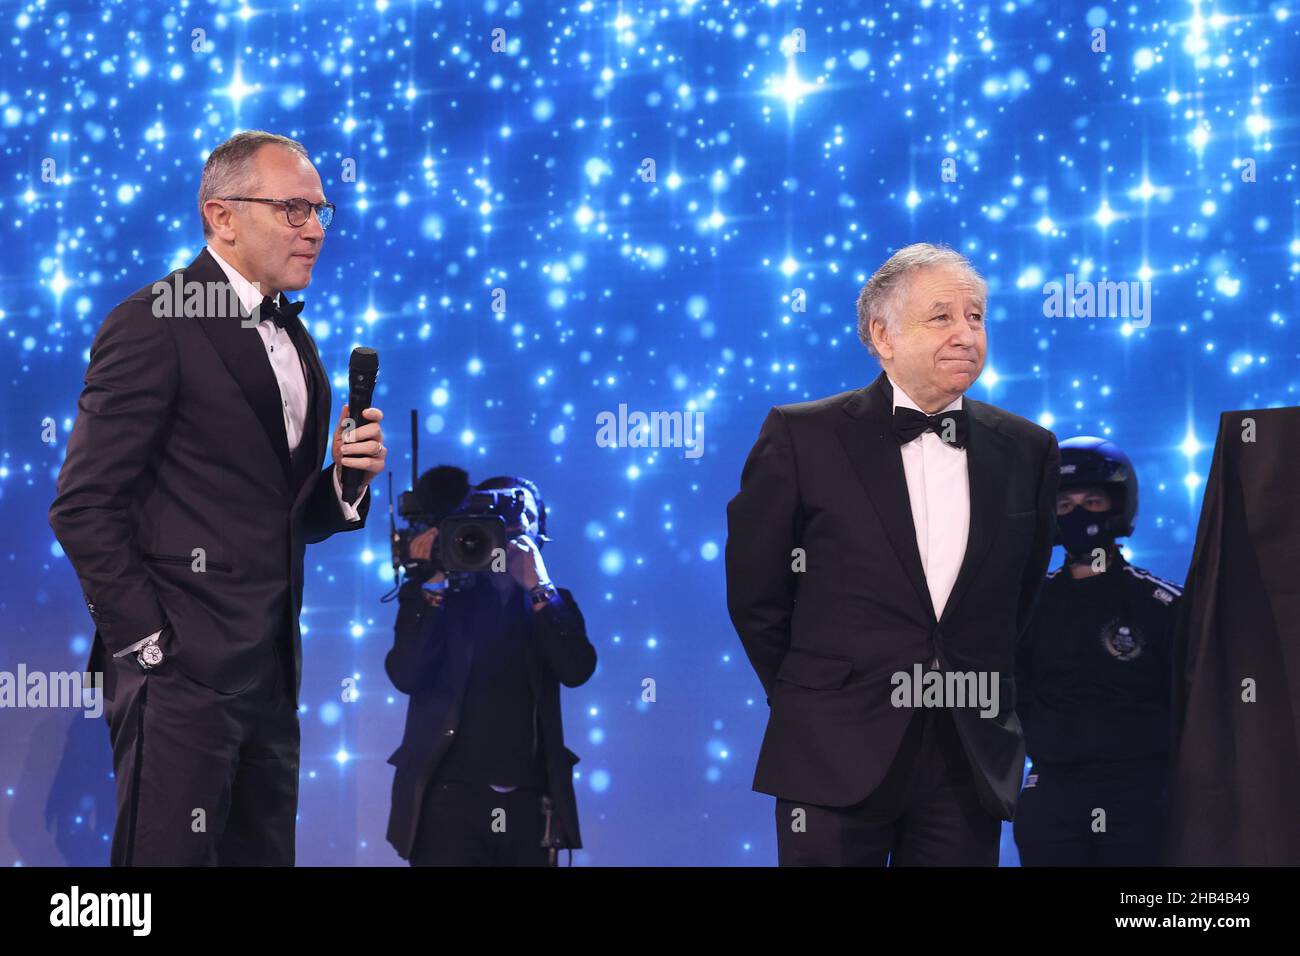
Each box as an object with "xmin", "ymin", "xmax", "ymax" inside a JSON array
[
  {"xmin": 197, "ymin": 130, "xmax": 310, "ymax": 238},
  {"xmin": 855, "ymin": 243, "xmax": 988, "ymax": 358}
]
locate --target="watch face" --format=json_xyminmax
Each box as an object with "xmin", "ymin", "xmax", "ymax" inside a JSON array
[{"xmin": 140, "ymin": 642, "xmax": 164, "ymax": 667}]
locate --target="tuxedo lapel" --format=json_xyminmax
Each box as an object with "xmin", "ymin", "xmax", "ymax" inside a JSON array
[
  {"xmin": 305, "ymin": 325, "xmax": 329, "ymax": 474},
  {"xmin": 835, "ymin": 371, "xmax": 1015, "ymax": 629},
  {"xmin": 183, "ymin": 248, "xmax": 294, "ymax": 490},
  {"xmin": 937, "ymin": 401, "xmax": 1013, "ymax": 630},
  {"xmin": 280, "ymin": 310, "xmax": 331, "ymax": 504},
  {"xmin": 835, "ymin": 373, "xmax": 936, "ymax": 621}
]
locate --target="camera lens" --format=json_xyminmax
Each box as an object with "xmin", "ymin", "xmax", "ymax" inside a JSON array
[
  {"xmin": 451, "ymin": 525, "xmax": 491, "ymax": 569},
  {"xmin": 457, "ymin": 527, "xmax": 483, "ymax": 554}
]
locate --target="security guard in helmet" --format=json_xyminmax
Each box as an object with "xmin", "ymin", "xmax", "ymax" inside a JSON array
[{"xmin": 1013, "ymin": 436, "xmax": 1182, "ymax": 866}]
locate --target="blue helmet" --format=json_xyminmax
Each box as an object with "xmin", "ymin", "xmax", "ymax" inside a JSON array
[{"xmin": 1057, "ymin": 436, "xmax": 1138, "ymax": 537}]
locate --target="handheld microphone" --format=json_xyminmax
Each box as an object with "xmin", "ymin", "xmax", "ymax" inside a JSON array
[{"xmin": 341, "ymin": 347, "xmax": 379, "ymax": 505}]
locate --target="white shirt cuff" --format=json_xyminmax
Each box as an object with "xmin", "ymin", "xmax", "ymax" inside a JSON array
[{"xmin": 333, "ymin": 463, "xmax": 367, "ymax": 522}]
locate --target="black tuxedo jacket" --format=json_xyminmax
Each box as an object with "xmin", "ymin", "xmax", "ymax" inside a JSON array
[
  {"xmin": 49, "ymin": 248, "xmax": 369, "ymax": 700},
  {"xmin": 384, "ymin": 580, "xmax": 597, "ymax": 860},
  {"xmin": 725, "ymin": 371, "xmax": 1059, "ymax": 819}
]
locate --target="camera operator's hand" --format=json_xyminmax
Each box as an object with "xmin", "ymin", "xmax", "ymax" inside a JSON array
[
  {"xmin": 409, "ymin": 526, "xmax": 438, "ymax": 562},
  {"xmin": 505, "ymin": 533, "xmax": 549, "ymax": 590},
  {"xmin": 332, "ymin": 404, "xmax": 387, "ymax": 492},
  {"xmin": 407, "ymin": 527, "xmax": 446, "ymax": 604}
]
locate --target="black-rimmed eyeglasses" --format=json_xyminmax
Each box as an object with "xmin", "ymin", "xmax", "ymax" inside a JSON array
[{"xmin": 221, "ymin": 196, "xmax": 336, "ymax": 229}]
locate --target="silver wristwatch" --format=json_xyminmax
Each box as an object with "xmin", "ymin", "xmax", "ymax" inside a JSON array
[
  {"xmin": 528, "ymin": 581, "xmax": 559, "ymax": 606},
  {"xmin": 136, "ymin": 636, "xmax": 165, "ymax": 670}
]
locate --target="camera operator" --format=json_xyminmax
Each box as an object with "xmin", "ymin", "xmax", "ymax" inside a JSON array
[{"xmin": 383, "ymin": 474, "xmax": 597, "ymax": 866}]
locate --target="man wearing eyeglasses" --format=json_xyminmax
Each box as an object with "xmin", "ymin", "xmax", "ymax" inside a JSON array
[{"xmin": 49, "ymin": 130, "xmax": 385, "ymax": 866}]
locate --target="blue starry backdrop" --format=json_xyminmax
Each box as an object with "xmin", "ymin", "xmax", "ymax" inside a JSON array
[{"xmin": 2, "ymin": 0, "xmax": 1297, "ymax": 865}]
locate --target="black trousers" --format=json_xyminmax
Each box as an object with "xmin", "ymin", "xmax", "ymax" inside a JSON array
[
  {"xmin": 409, "ymin": 779, "xmax": 552, "ymax": 866},
  {"xmin": 1014, "ymin": 759, "xmax": 1168, "ymax": 866},
  {"xmin": 775, "ymin": 706, "xmax": 1001, "ymax": 866},
  {"xmin": 103, "ymin": 625, "xmax": 300, "ymax": 866}
]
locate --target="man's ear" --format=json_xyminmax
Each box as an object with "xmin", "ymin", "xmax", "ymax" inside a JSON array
[
  {"xmin": 870, "ymin": 317, "xmax": 893, "ymax": 360},
  {"xmin": 203, "ymin": 199, "xmax": 238, "ymax": 242}
]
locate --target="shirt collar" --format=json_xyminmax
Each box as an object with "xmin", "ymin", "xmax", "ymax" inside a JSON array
[
  {"xmin": 886, "ymin": 374, "xmax": 964, "ymax": 415},
  {"xmin": 205, "ymin": 245, "xmax": 279, "ymax": 319}
]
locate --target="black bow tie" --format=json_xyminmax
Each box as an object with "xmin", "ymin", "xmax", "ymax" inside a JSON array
[
  {"xmin": 892, "ymin": 406, "xmax": 969, "ymax": 449},
  {"xmin": 258, "ymin": 295, "xmax": 305, "ymax": 329}
]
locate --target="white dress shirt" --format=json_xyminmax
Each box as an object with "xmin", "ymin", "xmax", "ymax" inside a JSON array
[
  {"xmin": 116, "ymin": 247, "xmax": 366, "ymax": 657},
  {"xmin": 887, "ymin": 374, "xmax": 970, "ymax": 621}
]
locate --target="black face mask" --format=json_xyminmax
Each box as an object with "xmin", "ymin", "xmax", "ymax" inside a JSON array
[{"xmin": 1056, "ymin": 506, "xmax": 1120, "ymax": 561}]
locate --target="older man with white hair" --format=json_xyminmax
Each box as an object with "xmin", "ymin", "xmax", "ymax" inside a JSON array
[{"xmin": 726, "ymin": 242, "xmax": 1060, "ymax": 865}]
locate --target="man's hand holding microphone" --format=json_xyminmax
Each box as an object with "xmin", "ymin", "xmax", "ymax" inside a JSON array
[{"xmin": 332, "ymin": 402, "xmax": 387, "ymax": 501}]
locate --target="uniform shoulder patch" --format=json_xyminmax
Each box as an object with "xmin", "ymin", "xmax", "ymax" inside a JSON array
[{"xmin": 1123, "ymin": 564, "xmax": 1183, "ymax": 602}]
